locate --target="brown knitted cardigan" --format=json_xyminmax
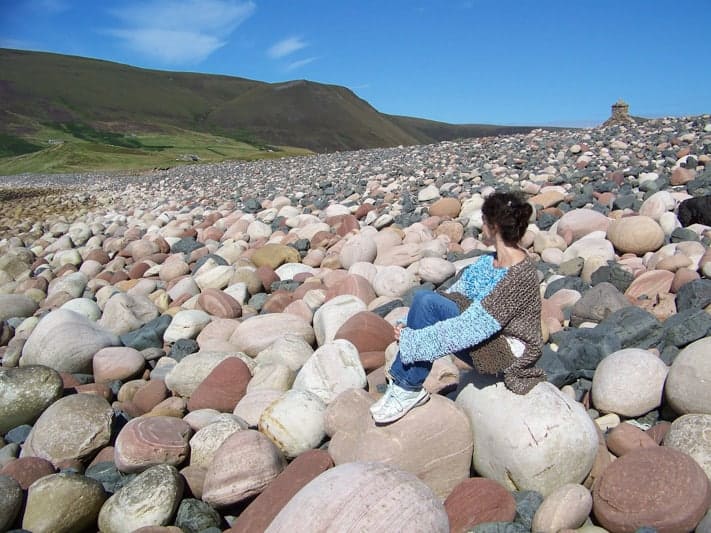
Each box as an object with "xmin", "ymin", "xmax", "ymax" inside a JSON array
[{"xmin": 438, "ymin": 256, "xmax": 547, "ymax": 394}]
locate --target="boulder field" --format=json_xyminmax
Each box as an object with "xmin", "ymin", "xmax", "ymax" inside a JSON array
[{"xmin": 1, "ymin": 115, "xmax": 711, "ymax": 532}]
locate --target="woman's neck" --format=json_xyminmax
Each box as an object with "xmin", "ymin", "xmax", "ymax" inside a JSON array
[{"xmin": 493, "ymin": 237, "xmax": 527, "ymax": 268}]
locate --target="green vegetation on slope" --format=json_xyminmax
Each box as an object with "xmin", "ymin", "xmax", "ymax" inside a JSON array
[
  {"xmin": 0, "ymin": 127, "xmax": 311, "ymax": 175},
  {"xmin": 0, "ymin": 133, "xmax": 44, "ymax": 157},
  {"xmin": 0, "ymin": 48, "xmax": 541, "ymax": 174}
]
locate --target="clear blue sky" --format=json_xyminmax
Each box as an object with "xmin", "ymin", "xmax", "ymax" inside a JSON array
[{"xmin": 1, "ymin": 0, "xmax": 709, "ymax": 126}]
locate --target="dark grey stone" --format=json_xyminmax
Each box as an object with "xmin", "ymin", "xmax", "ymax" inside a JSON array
[
  {"xmin": 370, "ymin": 299, "xmax": 404, "ymax": 318},
  {"xmin": 670, "ymin": 227, "xmax": 699, "ymax": 243},
  {"xmin": 596, "ymin": 306, "xmax": 663, "ymax": 349},
  {"xmin": 676, "ymin": 279, "xmax": 711, "ymax": 312},
  {"xmin": 590, "ymin": 262, "xmax": 634, "ymax": 293},
  {"xmin": 537, "ymin": 345, "xmax": 576, "ymax": 388},
  {"xmin": 85, "ymin": 462, "xmax": 136, "ymax": 494},
  {"xmin": 660, "ymin": 344, "xmax": 680, "ymax": 365},
  {"xmin": 570, "ymin": 282, "xmax": 630, "ymax": 326},
  {"xmin": 174, "ymin": 498, "xmax": 222, "ymax": 533},
  {"xmin": 537, "ymin": 211, "xmax": 558, "ymax": 230},
  {"xmin": 192, "ymin": 253, "xmax": 228, "ymax": 274},
  {"xmin": 512, "ymin": 489, "xmax": 544, "ymax": 530},
  {"xmin": 550, "ymin": 327, "xmax": 622, "ymax": 378},
  {"xmin": 242, "ymin": 198, "xmax": 261, "ymax": 213},
  {"xmin": 249, "ymin": 293, "xmax": 268, "ymax": 312},
  {"xmin": 171, "ymin": 237, "xmax": 204, "ymax": 255},
  {"xmin": 120, "ymin": 314, "xmax": 173, "ymax": 350},
  {"xmin": 270, "ymin": 280, "xmax": 300, "ymax": 292},
  {"xmin": 169, "ymin": 338, "xmax": 199, "ymax": 361},
  {"xmin": 613, "ymin": 194, "xmax": 636, "ymax": 210},
  {"xmin": 4, "ymin": 425, "xmax": 31, "ymax": 444},
  {"xmin": 661, "ymin": 308, "xmax": 711, "ymax": 348},
  {"xmin": 293, "ymin": 238, "xmax": 310, "ymax": 252},
  {"xmin": 544, "ymin": 276, "xmax": 590, "ymax": 298},
  {"xmin": 70, "ymin": 373, "xmax": 93, "ymax": 385}
]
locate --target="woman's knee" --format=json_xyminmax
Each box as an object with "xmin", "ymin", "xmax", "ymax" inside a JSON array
[{"xmin": 412, "ymin": 290, "xmax": 439, "ymax": 311}]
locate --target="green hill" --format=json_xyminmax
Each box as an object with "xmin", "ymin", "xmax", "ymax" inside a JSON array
[{"xmin": 0, "ymin": 48, "xmax": 538, "ymax": 174}]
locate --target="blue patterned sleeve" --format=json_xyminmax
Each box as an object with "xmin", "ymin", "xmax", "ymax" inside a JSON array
[{"xmin": 397, "ymin": 299, "xmax": 502, "ymax": 364}]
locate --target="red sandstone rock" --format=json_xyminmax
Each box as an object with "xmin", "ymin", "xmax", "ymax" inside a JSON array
[
  {"xmin": 197, "ymin": 288, "xmax": 242, "ymax": 318},
  {"xmin": 256, "ymin": 266, "xmax": 279, "ymax": 292},
  {"xmin": 444, "ymin": 477, "xmax": 517, "ymax": 533},
  {"xmin": 645, "ymin": 421, "xmax": 672, "ymax": 444},
  {"xmin": 0, "ymin": 457, "xmax": 56, "ymax": 489},
  {"xmin": 180, "ymin": 465, "xmax": 207, "ymax": 499},
  {"xmin": 671, "ymin": 268, "xmax": 700, "ymax": 293},
  {"xmin": 671, "ymin": 166, "xmax": 696, "ymax": 186},
  {"xmin": 88, "ymin": 446, "xmax": 116, "ymax": 468},
  {"xmin": 334, "ymin": 311, "xmax": 395, "ymax": 353},
  {"xmin": 261, "ymin": 292, "xmax": 294, "ymax": 314},
  {"xmin": 324, "ymin": 273, "xmax": 376, "ymax": 304},
  {"xmin": 114, "ymin": 416, "xmax": 192, "ymax": 473},
  {"xmin": 187, "ymin": 357, "xmax": 251, "ymax": 413},
  {"xmin": 592, "ymin": 447, "xmax": 711, "ymax": 533},
  {"xmin": 85, "ymin": 249, "xmax": 111, "ymax": 264},
  {"xmin": 128, "ymin": 261, "xmax": 151, "ymax": 279},
  {"xmin": 605, "ymin": 422, "xmax": 658, "ymax": 457},
  {"xmin": 354, "ymin": 204, "xmax": 376, "ymax": 220},
  {"xmin": 131, "ymin": 379, "xmax": 170, "ymax": 415},
  {"xmin": 74, "ymin": 382, "xmax": 113, "ymax": 401},
  {"xmin": 359, "ymin": 351, "xmax": 386, "ymax": 372},
  {"xmin": 326, "ymin": 214, "xmax": 360, "ymax": 237},
  {"xmin": 228, "ymin": 449, "xmax": 333, "ymax": 533}
]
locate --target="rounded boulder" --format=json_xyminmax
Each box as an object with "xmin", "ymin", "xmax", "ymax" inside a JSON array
[
  {"xmin": 259, "ymin": 389, "xmax": 327, "ymax": 459},
  {"xmin": 114, "ymin": 416, "xmax": 192, "ymax": 473},
  {"xmin": 21, "ymin": 393, "xmax": 113, "ymax": 467},
  {"xmin": 607, "ymin": 215, "xmax": 665, "ymax": 255},
  {"xmin": 202, "ymin": 429, "xmax": 286, "ymax": 508},
  {"xmin": 20, "ymin": 309, "xmax": 120, "ymax": 374},
  {"xmin": 591, "ymin": 348, "xmax": 669, "ymax": 417},
  {"xmin": 592, "ymin": 447, "xmax": 711, "ymax": 533},
  {"xmin": 665, "ymin": 336, "xmax": 711, "ymax": 415},
  {"xmin": 0, "ymin": 365, "xmax": 63, "ymax": 433},
  {"xmin": 264, "ymin": 462, "xmax": 449, "ymax": 533},
  {"xmin": 98, "ymin": 464, "xmax": 183, "ymax": 533},
  {"xmin": 455, "ymin": 382, "xmax": 598, "ymax": 496},
  {"xmin": 22, "ymin": 472, "xmax": 107, "ymax": 533}
]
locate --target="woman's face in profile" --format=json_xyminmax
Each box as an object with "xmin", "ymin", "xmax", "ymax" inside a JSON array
[{"xmin": 480, "ymin": 218, "xmax": 496, "ymax": 246}]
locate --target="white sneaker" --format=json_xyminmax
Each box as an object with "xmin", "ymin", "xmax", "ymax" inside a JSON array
[
  {"xmin": 369, "ymin": 384, "xmax": 391, "ymax": 416},
  {"xmin": 370, "ymin": 382, "xmax": 429, "ymax": 424}
]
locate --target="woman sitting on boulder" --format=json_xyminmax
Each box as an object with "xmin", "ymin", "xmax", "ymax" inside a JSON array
[{"xmin": 370, "ymin": 191, "xmax": 546, "ymax": 424}]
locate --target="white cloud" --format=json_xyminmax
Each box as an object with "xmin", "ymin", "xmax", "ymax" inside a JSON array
[
  {"xmin": 268, "ymin": 36, "xmax": 307, "ymax": 59},
  {"xmin": 107, "ymin": 0, "xmax": 255, "ymax": 64},
  {"xmin": 106, "ymin": 29, "xmax": 227, "ymax": 64},
  {"xmin": 285, "ymin": 56, "xmax": 316, "ymax": 71}
]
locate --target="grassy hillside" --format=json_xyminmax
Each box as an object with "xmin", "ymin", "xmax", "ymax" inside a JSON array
[{"xmin": 0, "ymin": 48, "xmax": 539, "ymax": 174}]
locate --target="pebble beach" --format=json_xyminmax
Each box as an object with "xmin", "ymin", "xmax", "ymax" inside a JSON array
[{"xmin": 1, "ymin": 114, "xmax": 711, "ymax": 532}]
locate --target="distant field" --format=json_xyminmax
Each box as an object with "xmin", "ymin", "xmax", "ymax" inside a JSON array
[{"xmin": 0, "ymin": 125, "xmax": 313, "ymax": 175}]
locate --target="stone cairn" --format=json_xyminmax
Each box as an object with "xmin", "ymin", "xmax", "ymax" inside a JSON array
[
  {"xmin": 603, "ymin": 98, "xmax": 636, "ymax": 126},
  {"xmin": 1, "ymin": 113, "xmax": 711, "ymax": 532}
]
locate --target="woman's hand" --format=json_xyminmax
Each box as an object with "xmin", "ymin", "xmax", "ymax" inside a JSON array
[{"xmin": 394, "ymin": 323, "xmax": 405, "ymax": 341}]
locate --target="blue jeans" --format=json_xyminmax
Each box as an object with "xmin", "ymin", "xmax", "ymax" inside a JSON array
[{"xmin": 389, "ymin": 291, "xmax": 463, "ymax": 391}]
